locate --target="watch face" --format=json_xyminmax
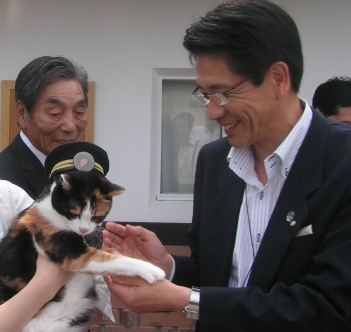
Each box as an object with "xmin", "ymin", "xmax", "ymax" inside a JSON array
[
  {"xmin": 183, "ymin": 306, "xmax": 199, "ymax": 320},
  {"xmin": 183, "ymin": 303, "xmax": 199, "ymax": 320}
]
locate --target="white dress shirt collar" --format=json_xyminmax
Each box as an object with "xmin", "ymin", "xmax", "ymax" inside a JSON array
[
  {"xmin": 20, "ymin": 131, "xmax": 46, "ymax": 166},
  {"xmin": 227, "ymin": 98, "xmax": 313, "ymax": 184}
]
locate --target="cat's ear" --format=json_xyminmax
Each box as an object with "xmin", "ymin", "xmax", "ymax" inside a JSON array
[
  {"xmin": 60, "ymin": 174, "xmax": 72, "ymax": 190},
  {"xmin": 109, "ymin": 183, "xmax": 126, "ymax": 196}
]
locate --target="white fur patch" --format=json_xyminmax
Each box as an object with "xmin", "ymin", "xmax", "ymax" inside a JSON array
[
  {"xmin": 35, "ymin": 192, "xmax": 71, "ymax": 231},
  {"xmin": 35, "ymin": 184, "xmax": 96, "ymax": 235},
  {"xmin": 23, "ymin": 274, "xmax": 96, "ymax": 332},
  {"xmin": 81, "ymin": 257, "xmax": 165, "ymax": 284}
]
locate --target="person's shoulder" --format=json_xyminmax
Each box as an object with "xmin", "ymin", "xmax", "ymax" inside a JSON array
[
  {"xmin": 201, "ymin": 137, "xmax": 230, "ymax": 151},
  {"xmin": 199, "ymin": 137, "xmax": 231, "ymax": 160},
  {"xmin": 311, "ymin": 112, "xmax": 351, "ymax": 146},
  {"xmin": 0, "ymin": 139, "xmax": 17, "ymax": 159},
  {"xmin": 0, "ymin": 180, "xmax": 33, "ymax": 204},
  {"xmin": 0, "ymin": 136, "xmax": 36, "ymax": 167},
  {"xmin": 0, "ymin": 180, "xmax": 26, "ymax": 195},
  {"xmin": 0, "ymin": 144, "xmax": 20, "ymax": 170},
  {"xmin": 329, "ymin": 121, "xmax": 351, "ymax": 134},
  {"xmin": 327, "ymin": 121, "xmax": 351, "ymax": 145},
  {"xmin": 0, "ymin": 180, "xmax": 33, "ymax": 225}
]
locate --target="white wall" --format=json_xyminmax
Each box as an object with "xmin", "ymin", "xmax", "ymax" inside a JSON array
[{"xmin": 1, "ymin": 0, "xmax": 350, "ymax": 223}]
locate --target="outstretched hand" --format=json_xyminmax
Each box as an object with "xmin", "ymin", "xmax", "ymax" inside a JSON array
[
  {"xmin": 104, "ymin": 274, "xmax": 190, "ymax": 314},
  {"xmin": 102, "ymin": 222, "xmax": 173, "ymax": 277}
]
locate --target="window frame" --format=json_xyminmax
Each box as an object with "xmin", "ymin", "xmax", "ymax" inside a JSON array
[{"xmin": 150, "ymin": 68, "xmax": 197, "ymax": 206}]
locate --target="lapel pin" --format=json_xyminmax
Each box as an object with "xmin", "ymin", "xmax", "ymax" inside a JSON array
[{"xmin": 286, "ymin": 211, "xmax": 296, "ymax": 226}]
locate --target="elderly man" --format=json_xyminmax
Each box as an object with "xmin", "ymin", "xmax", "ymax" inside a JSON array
[
  {"xmin": 0, "ymin": 56, "xmax": 89, "ymax": 199},
  {"xmin": 0, "ymin": 56, "xmax": 114, "ymax": 324}
]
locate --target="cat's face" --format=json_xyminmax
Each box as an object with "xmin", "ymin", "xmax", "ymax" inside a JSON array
[{"xmin": 49, "ymin": 171, "xmax": 124, "ymax": 235}]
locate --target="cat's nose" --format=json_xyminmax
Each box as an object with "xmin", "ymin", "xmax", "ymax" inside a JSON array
[{"xmin": 79, "ymin": 227, "xmax": 90, "ymax": 234}]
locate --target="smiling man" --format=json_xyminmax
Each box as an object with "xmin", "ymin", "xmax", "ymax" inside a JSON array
[
  {"xmin": 103, "ymin": 1, "xmax": 351, "ymax": 331},
  {"xmin": 0, "ymin": 56, "xmax": 89, "ymax": 199}
]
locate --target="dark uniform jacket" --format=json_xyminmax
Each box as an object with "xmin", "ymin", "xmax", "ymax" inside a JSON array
[
  {"xmin": 173, "ymin": 111, "xmax": 351, "ymax": 331},
  {"xmin": 0, "ymin": 134, "xmax": 48, "ymax": 199}
]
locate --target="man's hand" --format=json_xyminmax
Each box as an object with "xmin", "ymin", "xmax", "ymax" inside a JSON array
[
  {"xmin": 104, "ymin": 274, "xmax": 191, "ymax": 314},
  {"xmin": 103, "ymin": 222, "xmax": 174, "ymax": 278}
]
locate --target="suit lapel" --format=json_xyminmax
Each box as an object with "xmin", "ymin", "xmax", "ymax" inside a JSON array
[
  {"xmin": 14, "ymin": 135, "xmax": 48, "ymax": 196},
  {"xmin": 205, "ymin": 166, "xmax": 245, "ymax": 286},
  {"xmin": 248, "ymin": 113, "xmax": 328, "ymax": 290}
]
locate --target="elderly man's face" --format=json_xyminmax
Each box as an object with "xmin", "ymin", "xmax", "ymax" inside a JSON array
[{"xmin": 17, "ymin": 79, "xmax": 88, "ymax": 155}]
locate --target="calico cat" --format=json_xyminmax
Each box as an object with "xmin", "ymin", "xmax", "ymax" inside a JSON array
[{"xmin": 0, "ymin": 171, "xmax": 165, "ymax": 332}]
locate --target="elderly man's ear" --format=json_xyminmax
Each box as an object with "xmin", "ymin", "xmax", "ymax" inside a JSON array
[{"xmin": 16, "ymin": 101, "xmax": 29, "ymax": 129}]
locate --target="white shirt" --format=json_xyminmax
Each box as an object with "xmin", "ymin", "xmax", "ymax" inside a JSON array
[
  {"xmin": 20, "ymin": 131, "xmax": 46, "ymax": 166},
  {"xmin": 228, "ymin": 100, "xmax": 313, "ymax": 287},
  {"xmin": 0, "ymin": 180, "xmax": 33, "ymax": 238}
]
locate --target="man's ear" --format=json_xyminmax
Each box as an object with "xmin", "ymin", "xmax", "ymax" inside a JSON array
[
  {"xmin": 16, "ymin": 101, "xmax": 28, "ymax": 129},
  {"xmin": 269, "ymin": 61, "xmax": 291, "ymax": 99}
]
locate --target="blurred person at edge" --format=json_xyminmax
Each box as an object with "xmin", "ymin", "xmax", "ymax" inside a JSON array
[{"xmin": 312, "ymin": 76, "xmax": 351, "ymax": 125}]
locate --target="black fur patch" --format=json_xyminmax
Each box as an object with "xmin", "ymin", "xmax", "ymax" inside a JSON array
[
  {"xmin": 69, "ymin": 308, "xmax": 95, "ymax": 326},
  {"xmin": 46, "ymin": 231, "xmax": 88, "ymax": 263},
  {"xmin": 0, "ymin": 170, "xmax": 122, "ymax": 327}
]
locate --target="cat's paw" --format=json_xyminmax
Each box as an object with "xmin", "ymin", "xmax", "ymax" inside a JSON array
[
  {"xmin": 139, "ymin": 261, "xmax": 166, "ymax": 284},
  {"xmin": 109, "ymin": 257, "xmax": 166, "ymax": 283}
]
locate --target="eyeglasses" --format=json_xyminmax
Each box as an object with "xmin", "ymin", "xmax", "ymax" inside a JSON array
[{"xmin": 192, "ymin": 76, "xmax": 251, "ymax": 106}]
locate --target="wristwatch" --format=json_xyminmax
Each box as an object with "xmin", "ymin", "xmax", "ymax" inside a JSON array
[{"xmin": 183, "ymin": 286, "xmax": 200, "ymax": 320}]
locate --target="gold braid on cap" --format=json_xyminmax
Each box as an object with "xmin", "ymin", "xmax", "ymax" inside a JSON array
[{"xmin": 49, "ymin": 159, "xmax": 104, "ymax": 177}]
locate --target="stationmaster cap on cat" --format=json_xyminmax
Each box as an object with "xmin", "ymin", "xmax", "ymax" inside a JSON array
[{"xmin": 45, "ymin": 141, "xmax": 110, "ymax": 178}]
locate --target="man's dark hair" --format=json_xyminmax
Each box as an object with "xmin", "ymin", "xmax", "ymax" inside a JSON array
[
  {"xmin": 312, "ymin": 76, "xmax": 351, "ymax": 117},
  {"xmin": 15, "ymin": 56, "xmax": 89, "ymax": 114},
  {"xmin": 183, "ymin": 0, "xmax": 303, "ymax": 92}
]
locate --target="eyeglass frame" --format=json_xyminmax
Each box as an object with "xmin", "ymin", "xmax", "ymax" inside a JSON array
[{"xmin": 191, "ymin": 75, "xmax": 253, "ymax": 106}]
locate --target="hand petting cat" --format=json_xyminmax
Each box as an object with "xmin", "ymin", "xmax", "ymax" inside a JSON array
[
  {"xmin": 102, "ymin": 222, "xmax": 190, "ymax": 314},
  {"xmin": 103, "ymin": 222, "xmax": 174, "ymax": 279}
]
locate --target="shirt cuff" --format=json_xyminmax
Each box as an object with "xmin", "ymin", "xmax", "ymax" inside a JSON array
[{"xmin": 168, "ymin": 254, "xmax": 176, "ymax": 281}]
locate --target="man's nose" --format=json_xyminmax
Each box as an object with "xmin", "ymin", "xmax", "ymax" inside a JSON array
[
  {"xmin": 60, "ymin": 112, "xmax": 78, "ymax": 132},
  {"xmin": 207, "ymin": 101, "xmax": 225, "ymax": 121}
]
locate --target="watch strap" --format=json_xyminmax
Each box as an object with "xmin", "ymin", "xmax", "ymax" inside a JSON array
[{"xmin": 183, "ymin": 287, "xmax": 200, "ymax": 320}]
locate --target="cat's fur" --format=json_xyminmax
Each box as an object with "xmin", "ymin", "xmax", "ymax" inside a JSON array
[{"xmin": 0, "ymin": 171, "xmax": 165, "ymax": 332}]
